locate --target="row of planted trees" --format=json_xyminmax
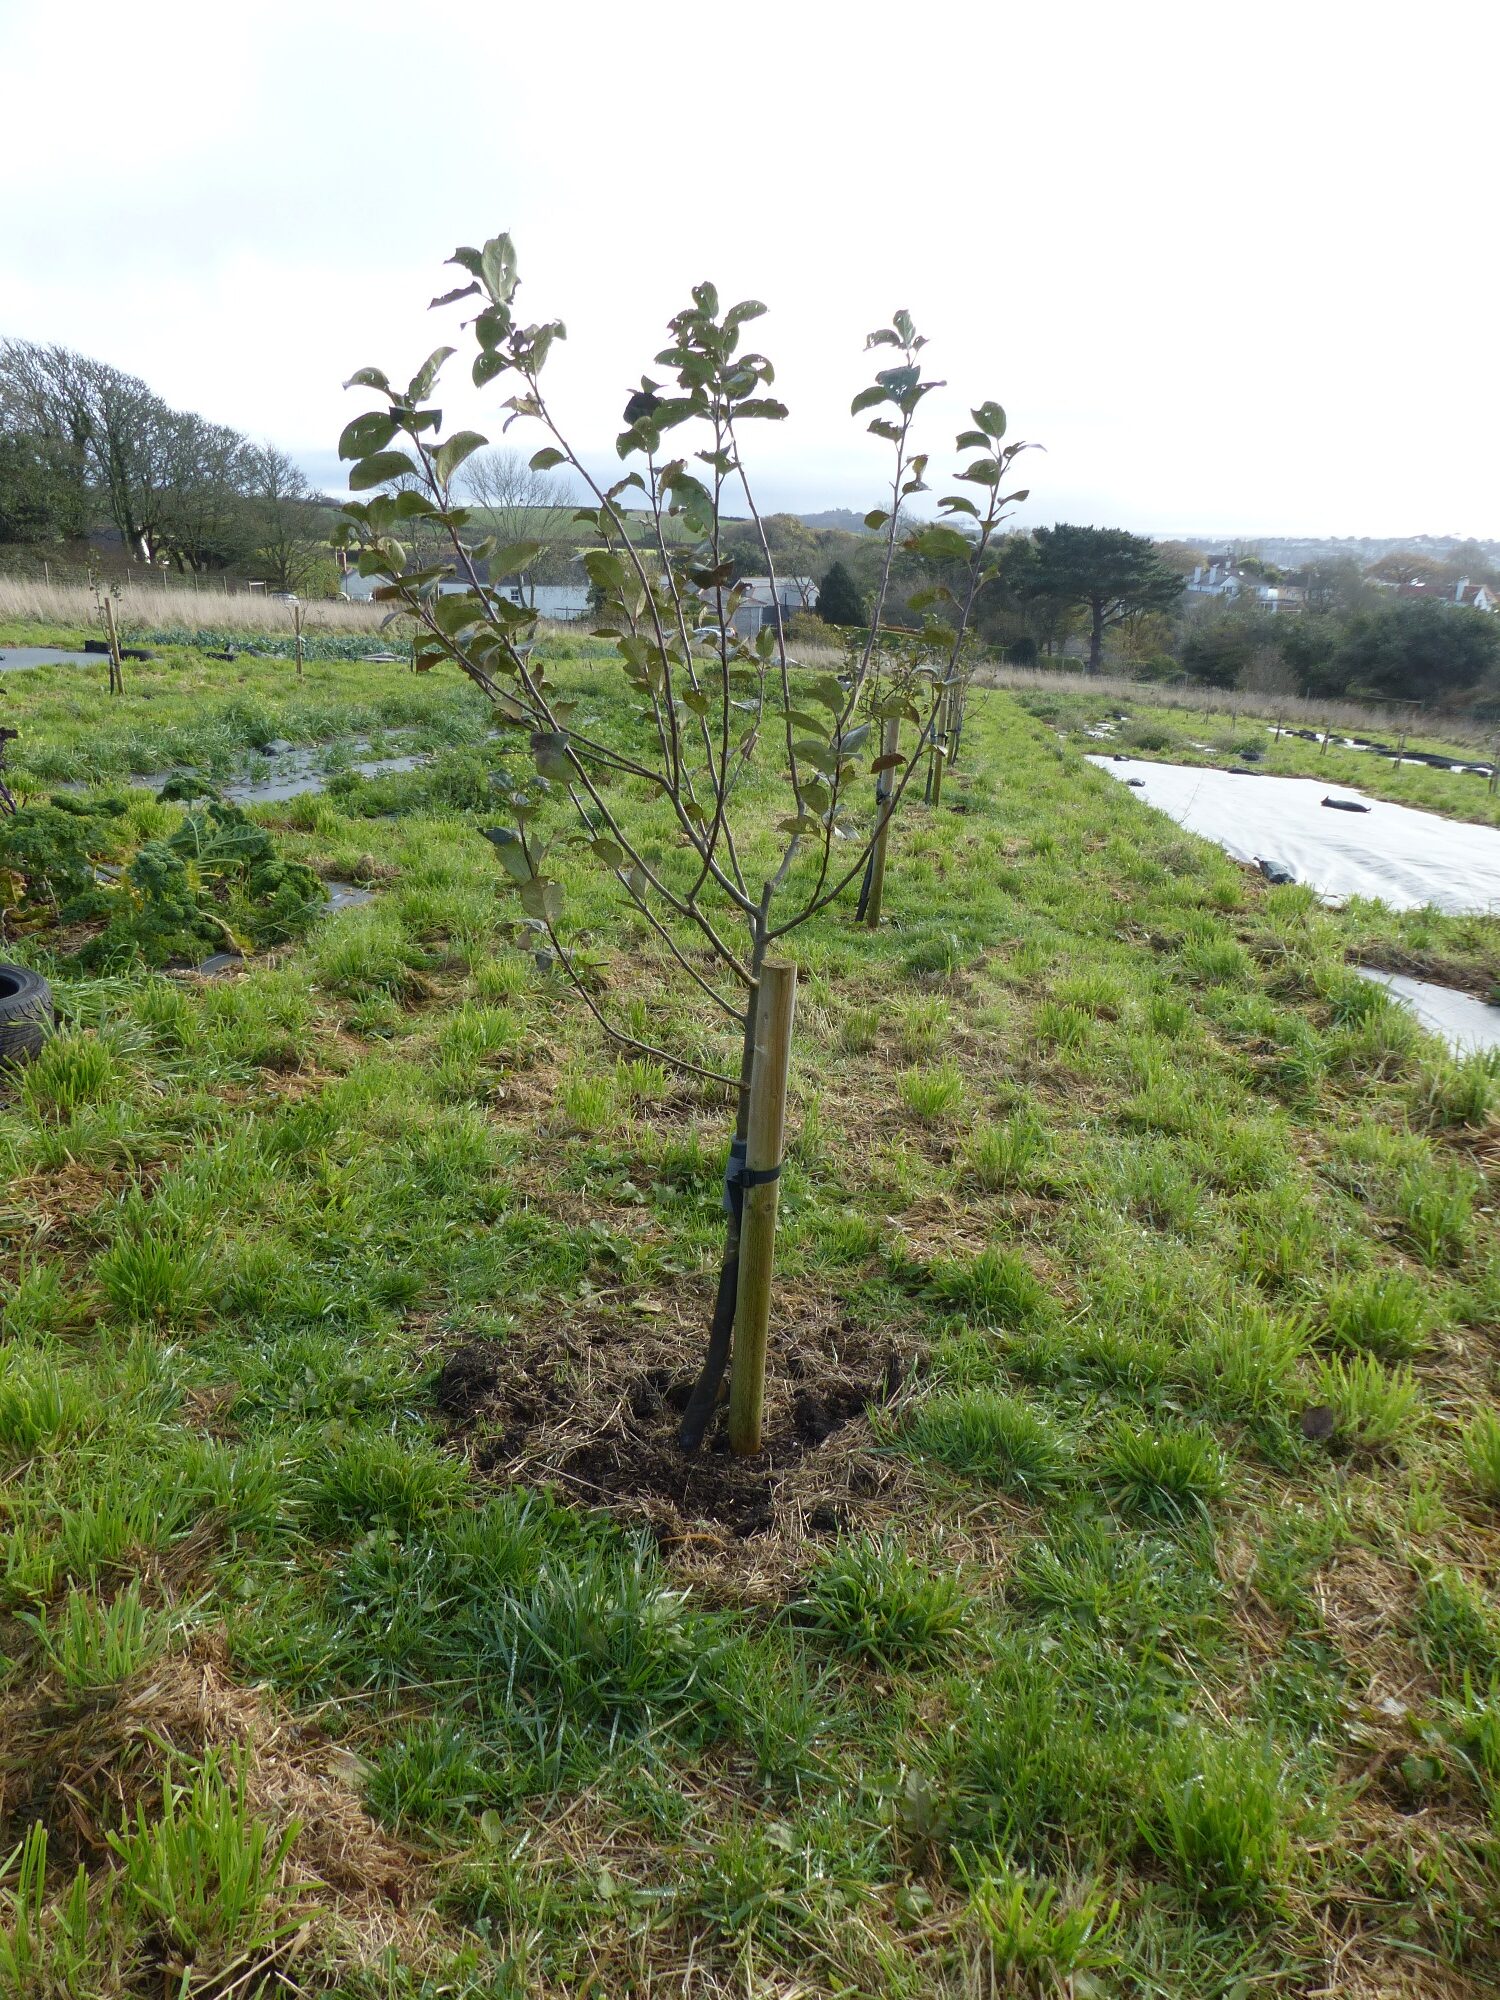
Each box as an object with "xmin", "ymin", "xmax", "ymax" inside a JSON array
[{"xmin": 337, "ymin": 234, "xmax": 1034, "ymax": 1456}]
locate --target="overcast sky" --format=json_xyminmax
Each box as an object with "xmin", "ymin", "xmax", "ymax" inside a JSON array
[{"xmin": 3, "ymin": 0, "xmax": 1496, "ymax": 540}]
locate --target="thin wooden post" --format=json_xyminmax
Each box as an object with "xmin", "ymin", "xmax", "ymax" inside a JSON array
[
  {"xmin": 1488, "ymin": 735, "xmax": 1499, "ymax": 797},
  {"xmin": 102, "ymin": 596, "xmax": 124, "ymax": 696},
  {"xmin": 292, "ymin": 602, "xmax": 305, "ymax": 681},
  {"xmin": 727, "ymin": 959, "xmax": 798, "ymax": 1457},
  {"xmin": 929, "ymin": 686, "xmax": 950, "ymax": 806},
  {"xmin": 1394, "ymin": 728, "xmax": 1407, "ymax": 771},
  {"xmin": 863, "ymin": 716, "xmax": 901, "ymax": 929},
  {"xmin": 1320, "ymin": 713, "xmax": 1331, "ymax": 758},
  {"xmin": 1273, "ymin": 711, "xmax": 1284, "ymax": 742}
]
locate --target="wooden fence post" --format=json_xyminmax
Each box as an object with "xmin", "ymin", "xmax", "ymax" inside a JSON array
[
  {"xmin": 293, "ymin": 602, "xmax": 305, "ymax": 682},
  {"xmin": 1320, "ymin": 713, "xmax": 1331, "ymax": 758},
  {"xmin": 1394, "ymin": 728, "xmax": 1407, "ymax": 771},
  {"xmin": 1489, "ymin": 735, "xmax": 1499, "ymax": 797},
  {"xmin": 862, "ymin": 716, "xmax": 901, "ymax": 929},
  {"xmin": 102, "ymin": 596, "xmax": 124, "ymax": 696},
  {"xmin": 727, "ymin": 959, "xmax": 798, "ymax": 1457}
]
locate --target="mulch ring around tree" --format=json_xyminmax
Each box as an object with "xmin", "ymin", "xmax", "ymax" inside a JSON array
[{"xmin": 431, "ymin": 1295, "xmax": 920, "ymax": 1552}]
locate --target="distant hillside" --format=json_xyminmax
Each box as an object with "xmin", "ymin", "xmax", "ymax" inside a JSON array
[
  {"xmin": 1178, "ymin": 533, "xmax": 1500, "ymax": 568},
  {"xmin": 797, "ymin": 509, "xmax": 872, "ymax": 533}
]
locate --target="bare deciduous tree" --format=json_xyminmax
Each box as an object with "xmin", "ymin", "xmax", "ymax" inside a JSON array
[{"xmin": 459, "ymin": 445, "xmax": 577, "ymax": 603}]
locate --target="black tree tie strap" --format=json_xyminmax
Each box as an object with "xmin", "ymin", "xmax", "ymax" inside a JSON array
[{"xmin": 680, "ymin": 1142, "xmax": 786, "ymax": 1451}]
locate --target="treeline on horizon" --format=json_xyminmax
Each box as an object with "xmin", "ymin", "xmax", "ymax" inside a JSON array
[{"xmin": 3, "ymin": 336, "xmax": 1498, "ymax": 713}]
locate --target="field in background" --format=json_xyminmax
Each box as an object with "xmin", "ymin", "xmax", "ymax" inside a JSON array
[
  {"xmin": 981, "ymin": 660, "xmax": 1500, "ymax": 753},
  {"xmin": 0, "ymin": 575, "xmax": 386, "ymax": 639}
]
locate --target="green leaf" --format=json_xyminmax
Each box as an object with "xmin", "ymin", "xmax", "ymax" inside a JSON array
[
  {"xmin": 530, "ymin": 447, "xmax": 567, "ymax": 471},
  {"xmin": 481, "ymin": 827, "xmax": 534, "ymax": 883},
  {"xmin": 954, "ymin": 429, "xmax": 989, "ymax": 451},
  {"xmin": 584, "ymin": 549, "xmax": 627, "ymax": 593},
  {"xmin": 590, "ymin": 838, "xmax": 625, "ymax": 870},
  {"xmin": 349, "ymin": 450, "xmax": 420, "ymax": 492},
  {"xmin": 338, "ymin": 412, "xmax": 398, "ymax": 461},
  {"xmin": 971, "ymin": 400, "xmax": 1007, "ymax": 439},
  {"xmin": 342, "ymin": 367, "xmax": 392, "ymax": 393},
  {"xmin": 518, "ymin": 876, "xmax": 564, "ymax": 925},
  {"xmin": 871, "ymin": 753, "xmax": 904, "ymax": 773},
  {"xmin": 492, "ymin": 539, "xmax": 544, "ymax": 576},
  {"xmin": 432, "ymin": 430, "xmax": 487, "ymax": 484},
  {"xmin": 851, "ymin": 385, "xmax": 888, "ymax": 416},
  {"xmin": 408, "ymin": 347, "xmax": 455, "ymax": 402},
  {"xmin": 864, "ymin": 509, "xmax": 890, "ymax": 531},
  {"xmin": 480, "ymin": 233, "xmax": 519, "ymax": 304},
  {"xmin": 909, "ymin": 524, "xmax": 975, "ymax": 565},
  {"xmin": 529, "ymin": 730, "xmax": 571, "ymax": 780}
]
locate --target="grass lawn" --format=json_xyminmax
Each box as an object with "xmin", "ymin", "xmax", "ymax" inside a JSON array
[{"xmin": 1, "ymin": 633, "xmax": 1499, "ymax": 1997}]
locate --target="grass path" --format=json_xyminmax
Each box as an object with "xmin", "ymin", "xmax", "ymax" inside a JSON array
[{"xmin": 1, "ymin": 635, "xmax": 1498, "ymax": 1996}]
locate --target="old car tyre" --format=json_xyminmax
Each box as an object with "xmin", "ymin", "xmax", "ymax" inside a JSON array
[{"xmin": 0, "ymin": 963, "xmax": 54, "ymax": 1066}]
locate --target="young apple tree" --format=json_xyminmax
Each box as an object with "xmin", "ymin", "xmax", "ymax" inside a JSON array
[{"xmin": 335, "ymin": 233, "xmax": 1030, "ymax": 1453}]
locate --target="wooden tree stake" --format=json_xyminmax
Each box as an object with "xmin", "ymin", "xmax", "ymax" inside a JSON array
[
  {"xmin": 863, "ymin": 716, "xmax": 901, "ymax": 929},
  {"xmin": 102, "ymin": 596, "xmax": 124, "ymax": 696},
  {"xmin": 293, "ymin": 602, "xmax": 305, "ymax": 681},
  {"xmin": 727, "ymin": 959, "xmax": 798, "ymax": 1456}
]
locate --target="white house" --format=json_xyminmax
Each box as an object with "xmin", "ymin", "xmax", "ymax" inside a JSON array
[
  {"xmin": 729, "ymin": 576, "xmax": 819, "ymax": 637},
  {"xmin": 340, "ymin": 566, "xmax": 590, "ymax": 621},
  {"xmin": 1392, "ymin": 576, "xmax": 1498, "ymax": 614},
  {"xmin": 1186, "ymin": 561, "xmax": 1303, "ymax": 613}
]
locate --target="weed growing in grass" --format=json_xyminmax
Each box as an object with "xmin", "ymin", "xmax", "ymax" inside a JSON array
[
  {"xmin": 920, "ymin": 1244, "xmax": 1052, "ymax": 1326},
  {"xmin": 965, "ymin": 1110, "xmax": 1045, "ymax": 1190},
  {"xmin": 1416, "ymin": 1570, "xmax": 1500, "ymax": 1682},
  {"xmin": 1395, "ymin": 1160, "xmax": 1477, "ymax": 1267},
  {"xmin": 1034, "ymin": 1000, "xmax": 1092, "ymax": 1052},
  {"xmin": 1098, "ymin": 1419, "xmax": 1229, "ymax": 1522},
  {"xmin": 897, "ymin": 997, "xmax": 950, "ymax": 1061},
  {"xmin": 0, "ymin": 1353, "xmax": 102, "ymax": 1452},
  {"xmin": 898, "ymin": 1059, "xmax": 966, "ymax": 1123},
  {"xmin": 17, "ymin": 1031, "xmax": 124, "ymax": 1121},
  {"xmin": 26, "ymin": 1580, "xmax": 166, "ymax": 1691},
  {"xmin": 964, "ymin": 1870, "xmax": 1121, "ymax": 1991},
  {"xmin": 96, "ymin": 1205, "xmax": 214, "ymax": 1325},
  {"xmin": 1310, "ymin": 1352, "xmax": 1421, "ymax": 1455},
  {"xmin": 799, "ymin": 1535, "xmax": 967, "ymax": 1670},
  {"xmin": 109, "ymin": 1754, "xmax": 307, "ymax": 1977},
  {"xmin": 902, "ymin": 1388, "xmax": 1073, "ymax": 1493},
  {"xmin": 366, "ymin": 1721, "xmax": 496, "ymax": 1833},
  {"xmin": 839, "ymin": 1003, "xmax": 881, "ymax": 1053},
  {"xmin": 1461, "ymin": 1411, "xmax": 1500, "ymax": 1504},
  {"xmin": 1140, "ymin": 1729, "xmax": 1290, "ymax": 1911},
  {"xmin": 1319, "ymin": 1269, "xmax": 1432, "ymax": 1359},
  {"xmin": 305, "ymin": 1430, "xmax": 469, "ymax": 1539}
]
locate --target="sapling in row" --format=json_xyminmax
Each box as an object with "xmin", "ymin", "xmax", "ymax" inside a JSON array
[{"xmin": 335, "ymin": 233, "xmax": 1034, "ymax": 1454}]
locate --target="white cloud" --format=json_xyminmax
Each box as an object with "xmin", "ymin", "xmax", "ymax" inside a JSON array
[{"xmin": 3, "ymin": 0, "xmax": 1496, "ymax": 536}]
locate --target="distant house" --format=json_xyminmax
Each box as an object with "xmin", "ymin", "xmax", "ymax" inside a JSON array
[
  {"xmin": 1394, "ymin": 576, "xmax": 1498, "ymax": 614},
  {"xmin": 1185, "ymin": 561, "xmax": 1303, "ymax": 613},
  {"xmin": 730, "ymin": 576, "xmax": 819, "ymax": 637},
  {"xmin": 340, "ymin": 561, "xmax": 590, "ymax": 621}
]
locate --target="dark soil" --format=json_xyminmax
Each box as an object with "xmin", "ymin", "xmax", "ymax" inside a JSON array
[{"xmin": 433, "ymin": 1313, "xmax": 910, "ymax": 1542}]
